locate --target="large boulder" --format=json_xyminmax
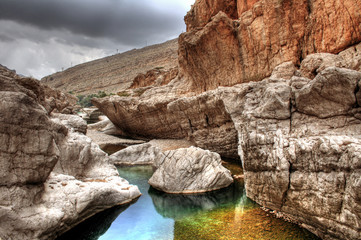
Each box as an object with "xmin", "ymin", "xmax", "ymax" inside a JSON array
[
  {"xmin": 148, "ymin": 147, "xmax": 233, "ymax": 193},
  {"xmin": 0, "ymin": 66, "xmax": 141, "ymax": 240}
]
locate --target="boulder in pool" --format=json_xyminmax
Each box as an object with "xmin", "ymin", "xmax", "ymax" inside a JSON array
[{"xmin": 149, "ymin": 147, "xmax": 233, "ymax": 193}]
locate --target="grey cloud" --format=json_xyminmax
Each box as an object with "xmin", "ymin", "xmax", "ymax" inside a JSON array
[
  {"xmin": 0, "ymin": 0, "xmax": 193, "ymax": 79},
  {"xmin": 0, "ymin": 0, "xmax": 187, "ymax": 46},
  {"xmin": 0, "ymin": 34, "xmax": 14, "ymax": 42}
]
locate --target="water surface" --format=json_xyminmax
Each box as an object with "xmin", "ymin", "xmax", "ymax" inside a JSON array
[{"xmin": 58, "ymin": 163, "xmax": 320, "ymax": 240}]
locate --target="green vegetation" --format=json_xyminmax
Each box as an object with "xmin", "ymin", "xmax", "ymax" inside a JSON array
[
  {"xmin": 133, "ymin": 88, "xmax": 147, "ymax": 97},
  {"xmin": 77, "ymin": 91, "xmax": 113, "ymax": 108},
  {"xmin": 117, "ymin": 91, "xmax": 131, "ymax": 97}
]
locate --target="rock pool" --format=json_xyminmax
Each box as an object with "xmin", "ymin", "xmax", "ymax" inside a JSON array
[{"xmin": 57, "ymin": 162, "xmax": 320, "ymax": 240}]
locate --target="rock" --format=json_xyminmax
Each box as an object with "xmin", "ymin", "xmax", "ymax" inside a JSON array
[
  {"xmin": 270, "ymin": 62, "xmax": 297, "ymax": 80},
  {"xmin": 339, "ymin": 42, "xmax": 361, "ymax": 72},
  {"xmin": 295, "ymin": 67, "xmax": 361, "ymax": 118},
  {"xmin": 86, "ymin": 130, "xmax": 146, "ymax": 155},
  {"xmin": 179, "ymin": 0, "xmax": 361, "ymax": 92},
  {"xmin": 300, "ymin": 53, "xmax": 346, "ymax": 79},
  {"xmin": 88, "ymin": 116, "xmax": 125, "ymax": 136},
  {"xmin": 179, "ymin": 12, "xmax": 243, "ymax": 93},
  {"xmin": 52, "ymin": 113, "xmax": 88, "ymax": 134},
  {"xmin": 129, "ymin": 67, "xmax": 178, "ymax": 89},
  {"xmin": 93, "ymin": 90, "xmax": 239, "ymax": 160},
  {"xmin": 0, "ymin": 65, "xmax": 77, "ymax": 115},
  {"xmin": 109, "ymin": 143, "xmax": 164, "ymax": 166},
  {"xmin": 184, "ymin": 0, "xmax": 238, "ymax": 31},
  {"xmin": 220, "ymin": 70, "xmax": 361, "ymax": 239},
  {"xmin": 148, "ymin": 139, "xmax": 194, "ymax": 151},
  {"xmin": 148, "ymin": 147, "xmax": 233, "ymax": 193},
  {"xmin": 0, "ymin": 68, "xmax": 141, "ymax": 240},
  {"xmin": 81, "ymin": 107, "xmax": 103, "ymax": 123}
]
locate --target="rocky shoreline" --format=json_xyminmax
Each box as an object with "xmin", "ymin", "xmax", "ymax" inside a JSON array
[{"xmin": 0, "ymin": 66, "xmax": 141, "ymax": 240}]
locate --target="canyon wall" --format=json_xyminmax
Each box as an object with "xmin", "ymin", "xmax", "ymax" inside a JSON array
[
  {"xmin": 179, "ymin": 0, "xmax": 361, "ymax": 92},
  {"xmin": 0, "ymin": 66, "xmax": 140, "ymax": 240},
  {"xmin": 95, "ymin": 47, "xmax": 361, "ymax": 239}
]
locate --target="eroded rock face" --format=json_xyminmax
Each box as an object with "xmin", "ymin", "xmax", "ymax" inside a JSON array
[
  {"xmin": 93, "ymin": 90, "xmax": 239, "ymax": 159},
  {"xmin": 219, "ymin": 65, "xmax": 361, "ymax": 240},
  {"xmin": 0, "ymin": 68, "xmax": 141, "ymax": 240},
  {"xmin": 148, "ymin": 147, "xmax": 233, "ymax": 193},
  {"xmin": 179, "ymin": 0, "xmax": 361, "ymax": 92}
]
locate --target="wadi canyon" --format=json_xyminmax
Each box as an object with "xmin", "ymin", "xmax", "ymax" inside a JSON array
[
  {"xmin": 1, "ymin": 0, "xmax": 361, "ymax": 239},
  {"xmin": 92, "ymin": 0, "xmax": 361, "ymax": 239}
]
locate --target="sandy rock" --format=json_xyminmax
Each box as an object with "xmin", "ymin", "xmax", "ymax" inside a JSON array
[
  {"xmin": 148, "ymin": 147, "xmax": 233, "ymax": 193},
  {"xmin": 109, "ymin": 143, "xmax": 164, "ymax": 166}
]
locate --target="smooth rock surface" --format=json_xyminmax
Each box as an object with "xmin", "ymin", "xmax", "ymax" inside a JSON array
[{"xmin": 148, "ymin": 147, "xmax": 233, "ymax": 193}]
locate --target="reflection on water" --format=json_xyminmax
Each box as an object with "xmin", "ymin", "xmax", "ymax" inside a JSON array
[
  {"xmin": 148, "ymin": 180, "xmax": 253, "ymax": 220},
  {"xmin": 55, "ymin": 203, "xmax": 133, "ymax": 240},
  {"xmin": 56, "ymin": 164, "xmax": 320, "ymax": 240}
]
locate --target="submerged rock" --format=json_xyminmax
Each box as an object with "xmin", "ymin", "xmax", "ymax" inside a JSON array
[
  {"xmin": 0, "ymin": 66, "xmax": 141, "ymax": 240},
  {"xmin": 148, "ymin": 147, "xmax": 233, "ymax": 193}
]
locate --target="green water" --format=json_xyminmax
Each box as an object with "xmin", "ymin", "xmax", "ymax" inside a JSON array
[{"xmin": 57, "ymin": 163, "xmax": 320, "ymax": 240}]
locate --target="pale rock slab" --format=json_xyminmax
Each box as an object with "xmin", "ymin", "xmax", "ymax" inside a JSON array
[{"xmin": 110, "ymin": 143, "xmax": 164, "ymax": 166}]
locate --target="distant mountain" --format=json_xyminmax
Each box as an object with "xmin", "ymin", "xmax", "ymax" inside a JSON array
[{"xmin": 41, "ymin": 39, "xmax": 178, "ymax": 95}]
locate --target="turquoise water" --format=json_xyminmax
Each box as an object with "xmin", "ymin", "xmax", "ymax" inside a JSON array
[{"xmin": 57, "ymin": 164, "xmax": 320, "ymax": 240}]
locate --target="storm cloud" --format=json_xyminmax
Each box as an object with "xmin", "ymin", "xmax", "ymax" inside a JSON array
[{"xmin": 0, "ymin": 0, "xmax": 194, "ymax": 78}]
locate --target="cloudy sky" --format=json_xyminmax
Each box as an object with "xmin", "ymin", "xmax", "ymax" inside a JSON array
[{"xmin": 0, "ymin": 0, "xmax": 195, "ymax": 79}]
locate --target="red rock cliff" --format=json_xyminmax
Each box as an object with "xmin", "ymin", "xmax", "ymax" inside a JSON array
[{"xmin": 180, "ymin": 0, "xmax": 361, "ymax": 93}]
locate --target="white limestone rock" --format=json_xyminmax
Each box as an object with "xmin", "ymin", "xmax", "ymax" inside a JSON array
[
  {"xmin": 148, "ymin": 147, "xmax": 233, "ymax": 193},
  {"xmin": 0, "ymin": 67, "xmax": 141, "ymax": 240}
]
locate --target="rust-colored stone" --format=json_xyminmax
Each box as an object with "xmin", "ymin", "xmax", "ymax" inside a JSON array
[
  {"xmin": 180, "ymin": 0, "xmax": 361, "ymax": 93},
  {"xmin": 184, "ymin": 0, "xmax": 238, "ymax": 31}
]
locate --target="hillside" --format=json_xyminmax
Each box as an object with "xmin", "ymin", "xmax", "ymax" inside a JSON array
[{"xmin": 41, "ymin": 38, "xmax": 178, "ymax": 95}]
